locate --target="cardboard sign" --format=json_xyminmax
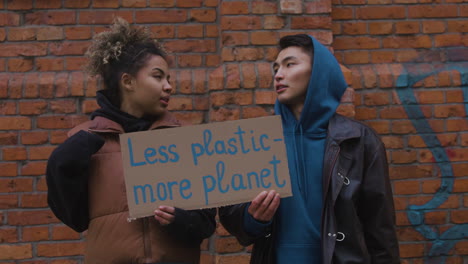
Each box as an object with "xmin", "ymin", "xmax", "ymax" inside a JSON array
[{"xmin": 120, "ymin": 116, "xmax": 292, "ymax": 219}]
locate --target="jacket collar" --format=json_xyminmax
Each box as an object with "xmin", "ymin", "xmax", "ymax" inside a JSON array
[
  {"xmin": 327, "ymin": 114, "xmax": 361, "ymax": 144},
  {"xmin": 88, "ymin": 111, "xmax": 181, "ymax": 134}
]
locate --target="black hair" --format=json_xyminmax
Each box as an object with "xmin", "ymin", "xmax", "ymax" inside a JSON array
[{"xmin": 279, "ymin": 34, "xmax": 314, "ymax": 60}]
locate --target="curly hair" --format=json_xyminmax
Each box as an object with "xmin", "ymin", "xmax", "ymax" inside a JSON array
[{"xmin": 85, "ymin": 17, "xmax": 166, "ymax": 106}]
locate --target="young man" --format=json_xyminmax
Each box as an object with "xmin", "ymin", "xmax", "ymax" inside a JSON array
[{"xmin": 219, "ymin": 34, "xmax": 400, "ymax": 264}]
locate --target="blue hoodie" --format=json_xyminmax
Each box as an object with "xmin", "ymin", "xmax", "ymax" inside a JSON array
[{"xmin": 273, "ymin": 36, "xmax": 348, "ymax": 263}]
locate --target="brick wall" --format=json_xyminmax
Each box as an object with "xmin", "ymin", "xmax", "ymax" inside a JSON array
[
  {"xmin": 0, "ymin": 0, "xmax": 466, "ymax": 263},
  {"xmin": 332, "ymin": 0, "xmax": 468, "ymax": 263}
]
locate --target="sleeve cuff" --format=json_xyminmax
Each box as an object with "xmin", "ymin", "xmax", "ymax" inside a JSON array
[{"xmin": 243, "ymin": 204, "xmax": 272, "ymax": 237}]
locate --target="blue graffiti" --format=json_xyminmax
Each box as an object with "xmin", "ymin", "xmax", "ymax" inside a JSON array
[{"xmin": 395, "ymin": 53, "xmax": 468, "ymax": 262}]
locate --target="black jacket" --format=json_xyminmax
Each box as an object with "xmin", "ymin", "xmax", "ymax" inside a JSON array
[{"xmin": 219, "ymin": 114, "xmax": 400, "ymax": 264}]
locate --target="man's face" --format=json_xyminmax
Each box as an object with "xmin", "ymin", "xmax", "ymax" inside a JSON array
[{"xmin": 272, "ymin": 46, "xmax": 313, "ymax": 108}]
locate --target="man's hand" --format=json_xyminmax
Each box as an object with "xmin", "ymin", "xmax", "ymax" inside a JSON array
[
  {"xmin": 154, "ymin": 206, "xmax": 175, "ymax": 225},
  {"xmin": 248, "ymin": 190, "xmax": 281, "ymax": 222}
]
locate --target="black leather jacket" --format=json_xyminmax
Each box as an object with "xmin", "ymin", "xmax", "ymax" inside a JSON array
[{"xmin": 219, "ymin": 114, "xmax": 400, "ymax": 264}]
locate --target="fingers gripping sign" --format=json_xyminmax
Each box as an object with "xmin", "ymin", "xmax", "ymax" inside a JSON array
[
  {"xmin": 154, "ymin": 205, "xmax": 175, "ymax": 226},
  {"xmin": 248, "ymin": 190, "xmax": 281, "ymax": 222}
]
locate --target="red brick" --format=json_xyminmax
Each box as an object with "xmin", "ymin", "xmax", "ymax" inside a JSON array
[
  {"xmin": 434, "ymin": 105, "xmax": 465, "ymax": 118},
  {"xmin": 415, "ymin": 90, "xmax": 444, "ymax": 104},
  {"xmin": 250, "ymin": 31, "xmax": 278, "ymax": 45},
  {"xmin": 28, "ymin": 146, "xmax": 56, "ymax": 160},
  {"xmin": 332, "ymin": 7, "xmax": 354, "ymax": 20},
  {"xmin": 344, "ymin": 51, "xmax": 370, "ymax": 64},
  {"xmin": 149, "ymin": 0, "xmax": 174, "ymax": 7},
  {"xmin": 252, "ymin": 1, "xmax": 277, "ymax": 14},
  {"xmin": 25, "ymin": 11, "xmax": 76, "ymax": 25},
  {"xmin": 37, "ymin": 115, "xmax": 88, "ymax": 129},
  {"xmin": 205, "ymin": 24, "xmax": 219, "ymax": 38},
  {"xmin": 8, "ymin": 73, "xmax": 23, "ymax": 99},
  {"xmin": 21, "ymin": 161, "xmax": 47, "ymax": 176},
  {"xmin": 79, "ymin": 11, "xmax": 133, "ymax": 24},
  {"xmin": 64, "ymin": 26, "xmax": 91, "ymax": 40},
  {"xmin": 8, "ymin": 210, "xmax": 58, "ymax": 225},
  {"xmin": 222, "ymin": 1, "xmax": 249, "ymax": 15},
  {"xmin": 49, "ymin": 41, "xmax": 90, "ymax": 56},
  {"xmin": 255, "ymin": 91, "xmax": 276, "ymax": 105},
  {"xmin": 3, "ymin": 147, "xmax": 27, "ymax": 161},
  {"xmin": 396, "ymin": 21, "xmax": 420, "ymax": 35},
  {"xmin": 210, "ymin": 107, "xmax": 240, "ymax": 122},
  {"xmin": 0, "ymin": 102, "xmax": 16, "ymax": 115},
  {"xmin": 19, "ymin": 101, "xmax": 48, "ymax": 115},
  {"xmin": 240, "ymin": 64, "xmax": 256, "ymax": 89},
  {"xmin": 209, "ymin": 66, "xmax": 224, "ymax": 91},
  {"xmin": 451, "ymin": 210, "xmax": 468, "ymax": 224},
  {"xmin": 342, "ymin": 22, "xmax": 367, "ymax": 35},
  {"xmin": 64, "ymin": 0, "xmax": 90, "ymax": 8},
  {"xmin": 355, "ymin": 107, "xmax": 377, "ymax": 120},
  {"xmin": 51, "ymin": 225, "xmax": 80, "ymax": 240},
  {"xmin": 396, "ymin": 227, "xmax": 425, "ymax": 241},
  {"xmin": 447, "ymin": 20, "xmax": 467, "ymax": 33},
  {"xmin": 21, "ymin": 193, "xmax": 48, "ymax": 208},
  {"xmin": 0, "ymin": 132, "xmax": 18, "ymax": 145},
  {"xmin": 93, "ymin": 0, "xmax": 119, "ymax": 8},
  {"xmin": 363, "ymin": 92, "xmax": 390, "ymax": 106},
  {"xmin": 242, "ymin": 106, "xmax": 271, "ymax": 119},
  {"xmin": 356, "ymin": 6, "xmax": 406, "ymax": 19},
  {"xmin": 178, "ymin": 55, "xmax": 203, "ymax": 67},
  {"xmin": 383, "ymin": 36, "xmax": 432, "ymax": 49},
  {"xmin": 0, "ymin": 194, "xmax": 18, "ymax": 209},
  {"xmin": 263, "ymin": 16, "xmax": 285, "ymax": 30},
  {"xmin": 0, "ymin": 117, "xmax": 31, "ymax": 130},
  {"xmin": 391, "ymin": 150, "xmax": 417, "ymax": 164},
  {"xmin": 291, "ymin": 16, "xmax": 331, "ymax": 29},
  {"xmin": 190, "ymin": 9, "xmax": 217, "ymax": 23},
  {"xmin": 422, "ymin": 21, "xmax": 446, "ymax": 34},
  {"xmin": 0, "ymin": 163, "xmax": 18, "ymax": 177},
  {"xmin": 368, "ymin": 22, "xmax": 393, "ymax": 35},
  {"xmin": 435, "ymin": 34, "xmax": 463, "ymax": 47},
  {"xmin": 280, "ymin": 0, "xmax": 303, "ymax": 14},
  {"xmin": 35, "ymin": 0, "xmax": 62, "ymax": 8},
  {"xmin": 177, "ymin": 25, "xmax": 203, "ymax": 38},
  {"xmin": 334, "ymin": 37, "xmax": 380, "ymax": 50},
  {"xmin": 221, "ymin": 16, "xmax": 262, "ymax": 31},
  {"xmin": 0, "ymin": 178, "xmax": 34, "ymax": 192},
  {"xmin": 0, "ymin": 43, "xmax": 47, "ymax": 57},
  {"xmin": 408, "ymin": 5, "xmax": 458, "ymax": 18},
  {"xmin": 167, "ymin": 97, "xmax": 193, "ymax": 111},
  {"xmin": 399, "ymin": 243, "xmax": 425, "ymax": 258},
  {"xmin": 22, "ymin": 226, "xmax": 49, "ymax": 241},
  {"xmin": 366, "ymin": 120, "xmax": 390, "ymax": 134},
  {"xmin": 24, "ymin": 73, "xmax": 39, "ymax": 98},
  {"xmin": 136, "ymin": 10, "xmax": 187, "ymax": 23},
  {"xmin": 177, "ymin": 0, "xmax": 202, "ymax": 7},
  {"xmin": 193, "ymin": 69, "xmax": 207, "ymax": 94},
  {"xmin": 0, "ymin": 227, "xmax": 17, "ymax": 242},
  {"xmin": 20, "ymin": 131, "xmax": 48, "ymax": 145},
  {"xmin": 222, "ymin": 32, "xmax": 249, "ymax": 46},
  {"xmin": 37, "ymin": 26, "xmax": 63, "ymax": 41},
  {"xmin": 225, "ymin": 64, "xmax": 241, "ymax": 89},
  {"xmin": 7, "ymin": 0, "xmax": 33, "ymax": 10},
  {"xmin": 173, "ymin": 112, "xmax": 204, "ymax": 125},
  {"xmin": 36, "ymin": 58, "xmax": 64, "ymax": 71},
  {"xmin": 215, "ymin": 237, "xmax": 244, "ymax": 253},
  {"xmin": 305, "ymin": 0, "xmax": 331, "ymax": 14},
  {"xmin": 82, "ymin": 100, "xmax": 99, "ymax": 114},
  {"xmin": 164, "ymin": 40, "xmax": 216, "ymax": 53},
  {"xmin": 0, "ymin": 244, "xmax": 32, "ymax": 260},
  {"xmin": 8, "ymin": 28, "xmax": 36, "ymax": 41},
  {"xmin": 37, "ymin": 242, "xmax": 85, "ymax": 257},
  {"xmin": 0, "ymin": 13, "xmax": 20, "ymax": 26}
]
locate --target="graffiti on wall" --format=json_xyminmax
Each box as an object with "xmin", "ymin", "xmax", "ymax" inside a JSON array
[{"xmin": 394, "ymin": 48, "xmax": 468, "ymax": 263}]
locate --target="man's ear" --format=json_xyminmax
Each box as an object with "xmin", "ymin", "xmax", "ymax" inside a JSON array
[{"xmin": 120, "ymin": 73, "xmax": 134, "ymax": 92}]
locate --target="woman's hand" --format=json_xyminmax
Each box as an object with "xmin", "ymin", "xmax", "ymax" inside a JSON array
[
  {"xmin": 154, "ymin": 206, "xmax": 176, "ymax": 225},
  {"xmin": 248, "ymin": 190, "xmax": 281, "ymax": 222}
]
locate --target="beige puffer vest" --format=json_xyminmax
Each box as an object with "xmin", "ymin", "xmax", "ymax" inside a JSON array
[{"xmin": 69, "ymin": 114, "xmax": 201, "ymax": 264}]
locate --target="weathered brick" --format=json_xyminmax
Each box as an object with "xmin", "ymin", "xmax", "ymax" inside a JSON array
[
  {"xmin": 252, "ymin": 1, "xmax": 277, "ymax": 14},
  {"xmin": 0, "ymin": 117, "xmax": 32, "ymax": 130},
  {"xmin": 210, "ymin": 107, "xmax": 240, "ymax": 122},
  {"xmin": 242, "ymin": 106, "xmax": 271, "ymax": 119},
  {"xmin": 21, "ymin": 161, "xmax": 47, "ymax": 176},
  {"xmin": 0, "ymin": 244, "xmax": 32, "ymax": 260},
  {"xmin": 25, "ymin": 11, "xmax": 76, "ymax": 25},
  {"xmin": 221, "ymin": 16, "xmax": 262, "ymax": 31},
  {"xmin": 8, "ymin": 28, "xmax": 36, "ymax": 41},
  {"xmin": 408, "ymin": 5, "xmax": 458, "ymax": 18},
  {"xmin": 136, "ymin": 10, "xmax": 187, "ymax": 23},
  {"xmin": 215, "ymin": 237, "xmax": 244, "ymax": 253},
  {"xmin": 37, "ymin": 115, "xmax": 88, "ymax": 129},
  {"xmin": 51, "ymin": 225, "xmax": 81, "ymax": 240},
  {"xmin": 190, "ymin": 9, "xmax": 217, "ymax": 23},
  {"xmin": 37, "ymin": 242, "xmax": 86, "ymax": 257},
  {"xmin": 64, "ymin": 0, "xmax": 90, "ymax": 8},
  {"xmin": 8, "ymin": 210, "xmax": 58, "ymax": 225},
  {"xmin": 291, "ymin": 16, "xmax": 331, "ymax": 29},
  {"xmin": 93, "ymin": 0, "xmax": 119, "ymax": 8},
  {"xmin": 35, "ymin": 0, "xmax": 62, "ymax": 8},
  {"xmin": 0, "ymin": 163, "xmax": 18, "ymax": 177},
  {"xmin": 399, "ymin": 243, "xmax": 425, "ymax": 258},
  {"xmin": 22, "ymin": 226, "xmax": 49, "ymax": 241},
  {"xmin": 280, "ymin": 0, "xmax": 303, "ymax": 14},
  {"xmin": 0, "ymin": 195, "xmax": 18, "ymax": 210},
  {"xmin": 222, "ymin": 1, "xmax": 249, "ymax": 15}
]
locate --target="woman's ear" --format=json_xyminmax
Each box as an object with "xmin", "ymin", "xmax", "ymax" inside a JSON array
[{"xmin": 120, "ymin": 73, "xmax": 134, "ymax": 92}]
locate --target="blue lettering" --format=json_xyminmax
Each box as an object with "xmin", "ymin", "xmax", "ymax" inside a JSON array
[
  {"xmin": 251, "ymin": 130, "xmax": 261, "ymax": 152},
  {"xmin": 270, "ymin": 155, "xmax": 286, "ymax": 188},
  {"xmin": 168, "ymin": 144, "xmax": 179, "ymax": 162},
  {"xmin": 202, "ymin": 175, "xmax": 216, "ymax": 205},
  {"xmin": 203, "ymin": 129, "xmax": 214, "ymax": 155},
  {"xmin": 144, "ymin": 147, "xmax": 158, "ymax": 164},
  {"xmin": 157, "ymin": 182, "xmax": 167, "ymax": 201},
  {"xmin": 180, "ymin": 179, "xmax": 192, "ymax": 199},
  {"xmin": 133, "ymin": 184, "xmax": 155, "ymax": 205},
  {"xmin": 247, "ymin": 171, "xmax": 260, "ymax": 189},
  {"xmin": 227, "ymin": 138, "xmax": 238, "ymax": 155},
  {"xmin": 231, "ymin": 173, "xmax": 247, "ymax": 191},
  {"xmin": 191, "ymin": 143, "xmax": 204, "ymax": 166},
  {"xmin": 234, "ymin": 126, "xmax": 250, "ymax": 154},
  {"xmin": 128, "ymin": 138, "xmax": 146, "ymax": 167},
  {"xmin": 216, "ymin": 161, "xmax": 229, "ymax": 193},
  {"xmin": 260, "ymin": 169, "xmax": 272, "ymax": 188},
  {"xmin": 167, "ymin": 181, "xmax": 178, "ymax": 200},
  {"xmin": 215, "ymin": 140, "xmax": 227, "ymax": 154},
  {"xmin": 158, "ymin": 146, "xmax": 169, "ymax": 163},
  {"xmin": 259, "ymin": 134, "xmax": 270, "ymax": 151}
]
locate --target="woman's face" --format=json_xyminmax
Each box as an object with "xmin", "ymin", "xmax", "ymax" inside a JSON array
[{"xmin": 120, "ymin": 55, "xmax": 172, "ymax": 118}]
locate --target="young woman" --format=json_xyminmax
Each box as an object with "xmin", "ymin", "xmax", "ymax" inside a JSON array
[{"xmin": 46, "ymin": 18, "xmax": 216, "ymax": 264}]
